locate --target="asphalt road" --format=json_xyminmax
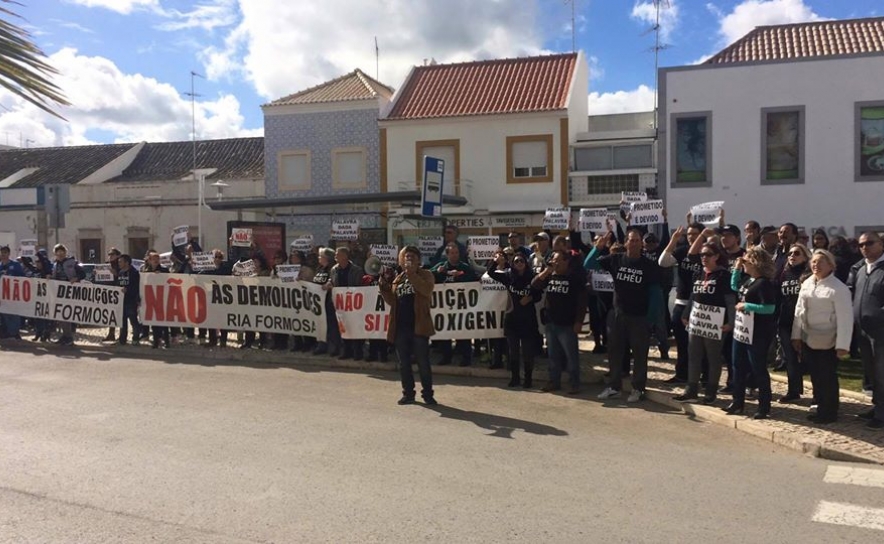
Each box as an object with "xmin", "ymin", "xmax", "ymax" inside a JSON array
[{"xmin": 1, "ymin": 348, "xmax": 882, "ymax": 543}]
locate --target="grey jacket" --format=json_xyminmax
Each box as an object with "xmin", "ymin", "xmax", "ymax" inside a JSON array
[{"xmin": 329, "ymin": 262, "xmax": 365, "ymax": 288}]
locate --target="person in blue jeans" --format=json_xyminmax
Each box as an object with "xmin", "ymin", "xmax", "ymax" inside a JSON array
[{"xmin": 531, "ymin": 251, "xmax": 587, "ymax": 394}]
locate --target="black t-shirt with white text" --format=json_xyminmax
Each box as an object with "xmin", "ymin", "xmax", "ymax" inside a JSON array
[
  {"xmin": 690, "ymin": 267, "xmax": 733, "ymax": 309},
  {"xmin": 542, "ymin": 272, "xmax": 586, "ymax": 327},
  {"xmin": 395, "ymin": 278, "xmax": 416, "ymax": 335},
  {"xmin": 597, "ymin": 253, "xmax": 661, "ymax": 316},
  {"xmin": 673, "ymin": 246, "xmax": 702, "ymax": 301}
]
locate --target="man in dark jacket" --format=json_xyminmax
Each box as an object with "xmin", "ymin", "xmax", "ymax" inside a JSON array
[
  {"xmin": 330, "ymin": 246, "xmax": 365, "ymax": 360},
  {"xmin": 431, "ymin": 242, "xmax": 478, "ymax": 366},
  {"xmin": 116, "ymin": 254, "xmax": 141, "ymax": 345},
  {"xmin": 852, "ymin": 231, "xmax": 884, "ymax": 429},
  {"xmin": 0, "ymin": 245, "xmax": 25, "ymax": 339},
  {"xmin": 51, "ymin": 244, "xmax": 85, "ymax": 346}
]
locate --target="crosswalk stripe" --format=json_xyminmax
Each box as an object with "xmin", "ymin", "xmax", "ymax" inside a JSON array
[
  {"xmin": 824, "ymin": 465, "xmax": 884, "ymax": 489},
  {"xmin": 812, "ymin": 501, "xmax": 884, "ymax": 532}
]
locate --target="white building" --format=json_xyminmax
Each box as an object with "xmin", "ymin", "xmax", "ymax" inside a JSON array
[
  {"xmin": 0, "ymin": 139, "xmax": 264, "ymax": 261},
  {"xmin": 379, "ymin": 53, "xmax": 589, "ymax": 241},
  {"xmin": 659, "ymin": 16, "xmax": 884, "ymax": 238}
]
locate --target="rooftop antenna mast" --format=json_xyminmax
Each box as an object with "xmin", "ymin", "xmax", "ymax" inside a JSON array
[
  {"xmin": 564, "ymin": 0, "xmax": 577, "ymax": 52},
  {"xmin": 185, "ymin": 70, "xmax": 205, "ymax": 245},
  {"xmin": 647, "ymin": 0, "xmax": 671, "ymax": 132},
  {"xmin": 375, "ymin": 37, "xmax": 379, "ymax": 80}
]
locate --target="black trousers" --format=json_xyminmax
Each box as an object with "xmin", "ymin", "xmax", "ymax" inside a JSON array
[{"xmin": 803, "ymin": 344, "xmax": 839, "ymax": 419}]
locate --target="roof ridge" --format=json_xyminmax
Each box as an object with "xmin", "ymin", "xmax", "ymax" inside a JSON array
[
  {"xmin": 271, "ymin": 69, "xmax": 362, "ymax": 104},
  {"xmin": 353, "ymin": 68, "xmax": 394, "ymax": 96},
  {"xmin": 753, "ymin": 15, "xmax": 884, "ymax": 30},
  {"xmin": 412, "ymin": 51, "xmax": 577, "ymax": 71}
]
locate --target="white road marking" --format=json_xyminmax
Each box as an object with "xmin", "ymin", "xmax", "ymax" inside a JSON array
[
  {"xmin": 824, "ymin": 465, "xmax": 884, "ymax": 489},
  {"xmin": 812, "ymin": 501, "xmax": 884, "ymax": 532}
]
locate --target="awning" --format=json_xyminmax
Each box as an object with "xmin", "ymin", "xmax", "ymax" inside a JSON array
[{"xmin": 206, "ymin": 190, "xmax": 468, "ymax": 211}]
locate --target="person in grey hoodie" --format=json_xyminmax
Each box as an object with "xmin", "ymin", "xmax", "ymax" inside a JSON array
[{"xmin": 851, "ymin": 232, "xmax": 884, "ymax": 429}]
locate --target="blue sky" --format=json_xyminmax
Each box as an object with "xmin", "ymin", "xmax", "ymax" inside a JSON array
[{"xmin": 1, "ymin": 0, "xmax": 881, "ymax": 147}]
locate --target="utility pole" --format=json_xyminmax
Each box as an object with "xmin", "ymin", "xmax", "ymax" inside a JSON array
[
  {"xmin": 185, "ymin": 70, "xmax": 205, "ymax": 247},
  {"xmin": 564, "ymin": 0, "xmax": 577, "ymax": 52},
  {"xmin": 375, "ymin": 37, "xmax": 379, "ymax": 80}
]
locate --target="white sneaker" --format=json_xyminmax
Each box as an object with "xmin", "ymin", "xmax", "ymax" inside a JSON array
[
  {"xmin": 627, "ymin": 389, "xmax": 645, "ymax": 403},
  {"xmin": 809, "ymin": 404, "xmax": 818, "ymax": 414},
  {"xmin": 597, "ymin": 387, "xmax": 621, "ymax": 400}
]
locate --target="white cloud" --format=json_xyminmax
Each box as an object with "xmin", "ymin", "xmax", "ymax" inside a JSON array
[
  {"xmin": 0, "ymin": 48, "xmax": 261, "ymax": 147},
  {"xmin": 715, "ymin": 0, "xmax": 828, "ymax": 45},
  {"xmin": 631, "ymin": 0, "xmax": 680, "ymax": 42},
  {"xmin": 588, "ymin": 85, "xmax": 656, "ymax": 115},
  {"xmin": 155, "ymin": 0, "xmax": 239, "ymax": 32},
  {"xmin": 66, "ymin": 0, "xmax": 160, "ymax": 14},
  {"xmin": 201, "ymin": 0, "xmax": 550, "ymax": 100}
]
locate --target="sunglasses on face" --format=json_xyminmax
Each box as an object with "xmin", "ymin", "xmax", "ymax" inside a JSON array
[
  {"xmin": 513, "ymin": 259, "xmax": 526, "ymax": 264},
  {"xmin": 859, "ymin": 241, "xmax": 878, "ymax": 248},
  {"xmin": 699, "ymin": 252, "xmax": 715, "ymax": 257},
  {"xmin": 788, "ymin": 251, "xmax": 803, "ymax": 257}
]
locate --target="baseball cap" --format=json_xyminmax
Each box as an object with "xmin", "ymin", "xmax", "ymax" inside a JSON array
[
  {"xmin": 717, "ymin": 224, "xmax": 741, "ymax": 237},
  {"xmin": 642, "ymin": 233, "xmax": 659, "ymax": 244},
  {"xmin": 534, "ymin": 232, "xmax": 550, "ymax": 241},
  {"xmin": 760, "ymin": 226, "xmax": 778, "ymax": 236}
]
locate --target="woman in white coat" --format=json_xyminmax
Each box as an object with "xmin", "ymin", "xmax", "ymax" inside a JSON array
[{"xmin": 791, "ymin": 249, "xmax": 853, "ymax": 424}]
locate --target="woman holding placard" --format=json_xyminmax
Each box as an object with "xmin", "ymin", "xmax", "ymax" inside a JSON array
[
  {"xmin": 791, "ymin": 250, "xmax": 853, "ymax": 424},
  {"xmin": 725, "ymin": 247, "xmax": 778, "ymax": 419},
  {"xmin": 672, "ymin": 231, "xmax": 736, "ymax": 405}
]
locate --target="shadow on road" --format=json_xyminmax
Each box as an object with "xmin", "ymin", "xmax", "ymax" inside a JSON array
[{"xmin": 421, "ymin": 404, "xmax": 568, "ymax": 439}]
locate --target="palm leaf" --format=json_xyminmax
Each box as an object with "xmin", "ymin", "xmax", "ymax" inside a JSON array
[{"xmin": 0, "ymin": 0, "xmax": 70, "ymax": 120}]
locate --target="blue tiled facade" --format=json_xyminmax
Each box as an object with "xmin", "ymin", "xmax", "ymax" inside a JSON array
[{"xmin": 264, "ymin": 106, "xmax": 382, "ymax": 245}]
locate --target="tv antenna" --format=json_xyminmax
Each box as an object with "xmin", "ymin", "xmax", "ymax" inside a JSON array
[{"xmin": 643, "ymin": 0, "xmax": 671, "ymax": 132}]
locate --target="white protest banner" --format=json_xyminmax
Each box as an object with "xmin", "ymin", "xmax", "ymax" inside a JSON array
[
  {"xmin": 290, "ymin": 235, "xmax": 314, "ymax": 252},
  {"xmin": 620, "ymin": 191, "xmax": 647, "ymax": 214},
  {"xmin": 93, "ymin": 264, "xmax": 114, "ymax": 283},
  {"xmin": 606, "ymin": 214, "xmax": 619, "ymax": 233},
  {"xmin": 275, "ymin": 264, "xmax": 301, "ymax": 283},
  {"xmin": 691, "ymin": 201, "xmax": 724, "ymax": 226},
  {"xmin": 139, "ymin": 274, "xmax": 327, "ymax": 338},
  {"xmin": 688, "ymin": 303, "xmax": 725, "ymax": 340},
  {"xmin": 19, "ymin": 239, "xmax": 37, "ymax": 258},
  {"xmin": 332, "ymin": 219, "xmax": 359, "ymax": 241},
  {"xmin": 232, "ymin": 259, "xmax": 256, "ymax": 277},
  {"xmin": 543, "ymin": 207, "xmax": 571, "ymax": 231},
  {"xmin": 0, "ymin": 276, "xmax": 123, "ymax": 327},
  {"xmin": 191, "ymin": 251, "xmax": 216, "ymax": 272},
  {"xmin": 159, "ymin": 251, "xmax": 173, "ymax": 269},
  {"xmin": 172, "ymin": 225, "xmax": 189, "ymax": 247},
  {"xmin": 333, "ymin": 281, "xmax": 508, "ymax": 340},
  {"xmin": 468, "ymin": 236, "xmax": 500, "ymax": 261},
  {"xmin": 733, "ymin": 311, "xmax": 754, "ymax": 344},
  {"xmin": 418, "ymin": 236, "xmax": 443, "ymax": 258},
  {"xmin": 231, "ymin": 228, "xmax": 252, "ymax": 247},
  {"xmin": 629, "ymin": 199, "xmax": 665, "ymax": 226},
  {"xmin": 590, "ymin": 271, "xmax": 614, "ymax": 293},
  {"xmin": 579, "ymin": 208, "xmax": 608, "ymax": 233},
  {"xmin": 370, "ymin": 244, "xmax": 399, "ymax": 267}
]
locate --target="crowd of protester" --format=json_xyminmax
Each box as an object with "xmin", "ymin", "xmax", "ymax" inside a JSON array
[{"xmin": 0, "ymin": 212, "xmax": 882, "ymax": 428}]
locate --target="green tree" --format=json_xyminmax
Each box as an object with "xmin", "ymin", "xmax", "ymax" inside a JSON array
[{"xmin": 0, "ymin": 0, "xmax": 69, "ymax": 119}]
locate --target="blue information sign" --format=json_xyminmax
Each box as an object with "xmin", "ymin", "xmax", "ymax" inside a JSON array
[{"xmin": 421, "ymin": 156, "xmax": 445, "ymax": 217}]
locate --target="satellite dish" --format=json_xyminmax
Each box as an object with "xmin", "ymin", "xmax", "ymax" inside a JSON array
[{"xmin": 364, "ymin": 255, "xmax": 382, "ymax": 276}]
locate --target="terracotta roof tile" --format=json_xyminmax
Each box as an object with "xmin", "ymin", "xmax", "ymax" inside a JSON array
[
  {"xmin": 386, "ymin": 52, "xmax": 577, "ymax": 120},
  {"xmin": 266, "ymin": 69, "xmax": 394, "ymax": 106},
  {"xmin": 705, "ymin": 16, "xmax": 884, "ymax": 65}
]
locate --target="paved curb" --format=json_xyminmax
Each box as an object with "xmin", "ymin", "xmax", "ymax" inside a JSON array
[
  {"xmin": 768, "ymin": 372, "xmax": 871, "ymax": 403},
  {"xmin": 640, "ymin": 387, "xmax": 882, "ymax": 466}
]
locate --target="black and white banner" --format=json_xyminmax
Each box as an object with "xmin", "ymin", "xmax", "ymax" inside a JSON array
[{"xmin": 0, "ymin": 276, "xmax": 123, "ymax": 327}]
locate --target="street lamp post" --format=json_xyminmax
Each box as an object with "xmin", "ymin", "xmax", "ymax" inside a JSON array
[{"xmin": 197, "ymin": 176, "xmax": 228, "ymax": 249}]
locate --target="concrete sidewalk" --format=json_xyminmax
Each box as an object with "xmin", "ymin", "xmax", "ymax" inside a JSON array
[{"xmin": 3, "ymin": 327, "xmax": 881, "ymax": 464}]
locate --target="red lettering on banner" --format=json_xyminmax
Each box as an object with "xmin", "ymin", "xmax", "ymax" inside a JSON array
[
  {"xmin": 144, "ymin": 285, "xmax": 165, "ymax": 320},
  {"xmin": 1, "ymin": 277, "xmax": 30, "ymax": 302},
  {"xmin": 186, "ymin": 286, "xmax": 207, "ymax": 323},
  {"xmin": 364, "ymin": 314, "xmax": 390, "ymax": 333},
  {"xmin": 334, "ymin": 291, "xmax": 365, "ymax": 312},
  {"xmin": 167, "ymin": 284, "xmax": 186, "ymax": 322}
]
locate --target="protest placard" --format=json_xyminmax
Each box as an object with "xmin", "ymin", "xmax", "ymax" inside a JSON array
[
  {"xmin": 19, "ymin": 239, "xmax": 37, "ymax": 258},
  {"xmin": 733, "ymin": 311, "xmax": 754, "ymax": 344},
  {"xmin": 159, "ymin": 251, "xmax": 173, "ymax": 268},
  {"xmin": 579, "ymin": 208, "xmax": 608, "ymax": 233},
  {"xmin": 190, "ymin": 251, "xmax": 216, "ymax": 272},
  {"xmin": 620, "ymin": 191, "xmax": 647, "ymax": 214},
  {"xmin": 333, "ymin": 281, "xmax": 508, "ymax": 340},
  {"xmin": 139, "ymin": 274, "xmax": 327, "ymax": 338},
  {"xmin": 688, "ymin": 303, "xmax": 725, "ymax": 340},
  {"xmin": 418, "ymin": 236, "xmax": 443, "ymax": 259},
  {"xmin": 691, "ymin": 201, "xmax": 724, "ymax": 226},
  {"xmin": 290, "ymin": 235, "xmax": 314, "ymax": 252},
  {"xmin": 172, "ymin": 225, "xmax": 189, "ymax": 247},
  {"xmin": 590, "ymin": 271, "xmax": 614, "ymax": 292},
  {"xmin": 232, "ymin": 259, "xmax": 256, "ymax": 277},
  {"xmin": 543, "ymin": 206, "xmax": 571, "ymax": 230},
  {"xmin": 0, "ymin": 276, "xmax": 123, "ymax": 327},
  {"xmin": 629, "ymin": 199, "xmax": 665, "ymax": 226},
  {"xmin": 468, "ymin": 237, "xmax": 501, "ymax": 261},
  {"xmin": 332, "ymin": 219, "xmax": 359, "ymax": 241},
  {"xmin": 93, "ymin": 264, "xmax": 114, "ymax": 283},
  {"xmin": 231, "ymin": 228, "xmax": 252, "ymax": 247},
  {"xmin": 275, "ymin": 264, "xmax": 301, "ymax": 282},
  {"xmin": 370, "ymin": 244, "xmax": 399, "ymax": 266}
]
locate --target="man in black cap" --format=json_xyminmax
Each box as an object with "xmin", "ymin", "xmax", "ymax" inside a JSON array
[
  {"xmin": 716, "ymin": 224, "xmax": 745, "ymax": 270},
  {"xmin": 759, "ymin": 226, "xmax": 779, "ymax": 256}
]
